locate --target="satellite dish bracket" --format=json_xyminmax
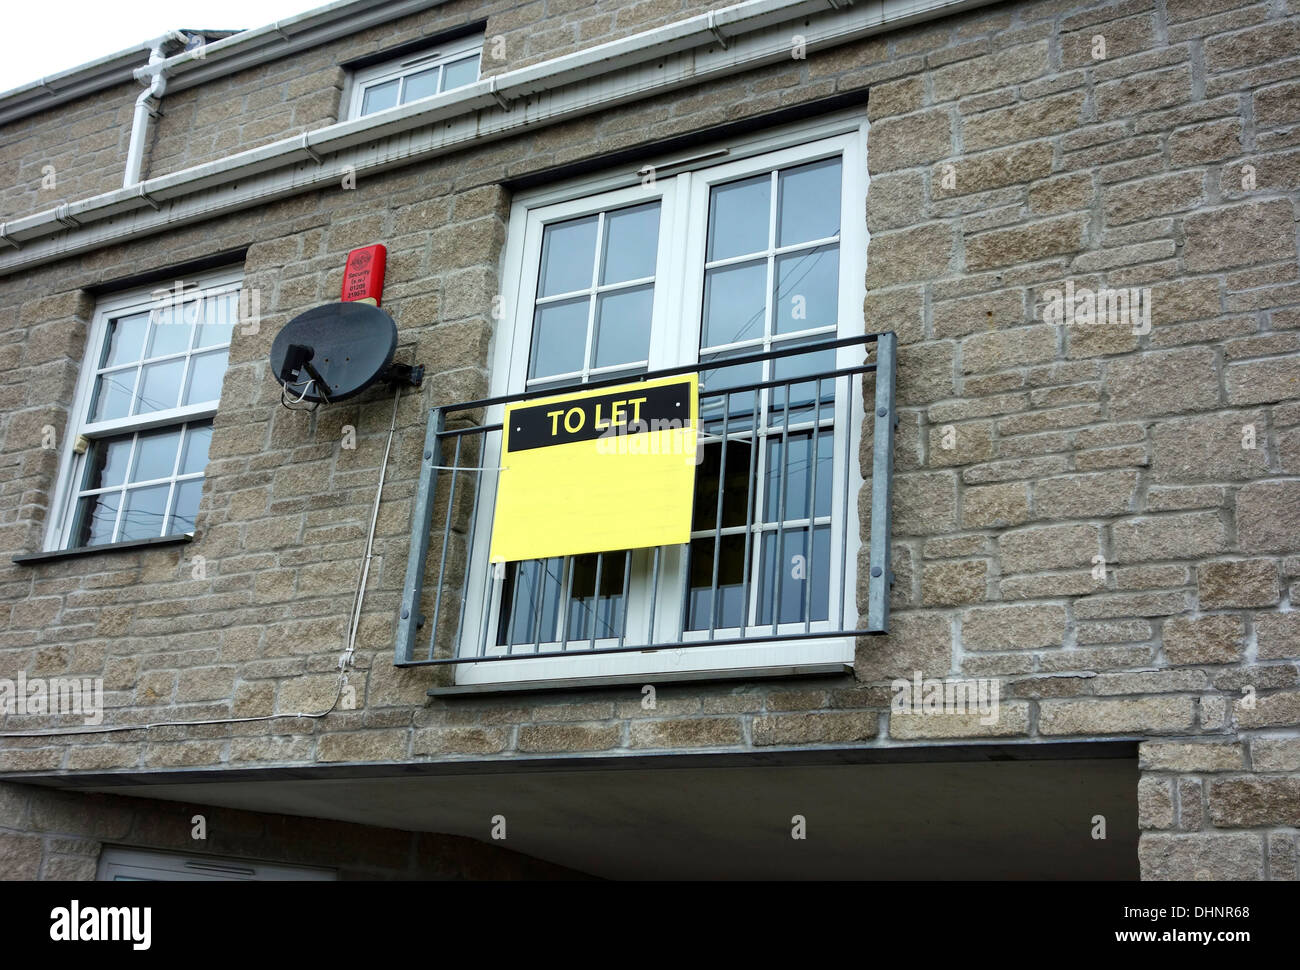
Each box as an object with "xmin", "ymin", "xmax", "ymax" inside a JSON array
[{"xmin": 380, "ymin": 362, "xmax": 424, "ymax": 389}]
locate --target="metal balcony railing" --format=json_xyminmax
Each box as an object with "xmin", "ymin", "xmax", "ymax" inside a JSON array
[{"xmin": 395, "ymin": 331, "xmax": 897, "ymax": 667}]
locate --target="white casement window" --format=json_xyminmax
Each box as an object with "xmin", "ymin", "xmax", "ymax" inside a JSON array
[
  {"xmin": 347, "ymin": 34, "xmax": 482, "ymax": 119},
  {"xmin": 456, "ymin": 115, "xmax": 869, "ymax": 689},
  {"xmin": 44, "ymin": 268, "xmax": 240, "ymax": 552}
]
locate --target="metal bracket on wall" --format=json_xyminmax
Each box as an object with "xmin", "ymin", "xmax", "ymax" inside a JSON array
[
  {"xmin": 706, "ymin": 11, "xmax": 729, "ymax": 48},
  {"xmin": 298, "ymin": 131, "xmax": 323, "ymax": 164},
  {"xmin": 865, "ymin": 330, "xmax": 897, "ymax": 634},
  {"xmin": 54, "ymin": 205, "xmax": 80, "ymax": 230},
  {"xmin": 136, "ymin": 184, "xmax": 161, "ymax": 210},
  {"xmin": 487, "ymin": 76, "xmax": 512, "ymax": 111},
  {"xmin": 395, "ymin": 407, "xmax": 444, "ymax": 664}
]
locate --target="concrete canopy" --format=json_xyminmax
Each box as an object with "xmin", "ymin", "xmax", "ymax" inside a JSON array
[{"xmin": 24, "ymin": 743, "xmax": 1139, "ymax": 879}]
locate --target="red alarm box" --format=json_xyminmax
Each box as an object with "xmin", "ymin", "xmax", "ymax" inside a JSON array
[{"xmin": 341, "ymin": 245, "xmax": 387, "ymax": 306}]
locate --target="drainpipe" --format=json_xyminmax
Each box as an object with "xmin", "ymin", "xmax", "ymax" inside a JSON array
[{"xmin": 123, "ymin": 31, "xmax": 192, "ymax": 188}]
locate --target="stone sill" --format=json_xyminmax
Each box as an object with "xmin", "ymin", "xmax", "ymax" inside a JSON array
[{"xmin": 12, "ymin": 533, "xmax": 192, "ymax": 565}]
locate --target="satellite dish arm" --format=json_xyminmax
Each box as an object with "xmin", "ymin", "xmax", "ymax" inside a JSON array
[{"xmin": 279, "ymin": 343, "xmax": 332, "ymax": 405}]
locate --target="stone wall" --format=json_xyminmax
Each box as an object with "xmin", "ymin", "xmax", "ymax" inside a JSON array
[
  {"xmin": 0, "ymin": 0, "xmax": 1296, "ymax": 880},
  {"xmin": 478, "ymin": 0, "xmax": 718, "ymax": 76},
  {"xmin": 0, "ymin": 82, "xmax": 137, "ymax": 223},
  {"xmin": 857, "ymin": 0, "xmax": 1300, "ymax": 879},
  {"xmin": 0, "ymin": 0, "xmax": 725, "ymax": 216},
  {"xmin": 0, "ymin": 780, "xmax": 583, "ymax": 879},
  {"xmin": 149, "ymin": 0, "xmax": 719, "ymax": 178}
]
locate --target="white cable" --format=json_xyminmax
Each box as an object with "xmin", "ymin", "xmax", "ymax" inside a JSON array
[
  {"xmin": 285, "ymin": 378, "xmax": 315, "ymax": 403},
  {"xmin": 340, "ymin": 386, "xmax": 401, "ymax": 671},
  {"xmin": 280, "ymin": 378, "xmax": 321, "ymax": 412}
]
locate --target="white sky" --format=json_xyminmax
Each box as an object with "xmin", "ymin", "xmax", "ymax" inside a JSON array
[{"xmin": 1, "ymin": 0, "xmax": 328, "ymax": 93}]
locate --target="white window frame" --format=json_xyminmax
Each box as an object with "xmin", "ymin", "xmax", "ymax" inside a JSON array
[
  {"xmin": 346, "ymin": 33, "xmax": 483, "ymax": 120},
  {"xmin": 455, "ymin": 112, "xmax": 869, "ymax": 690},
  {"xmin": 43, "ymin": 267, "xmax": 242, "ymax": 552}
]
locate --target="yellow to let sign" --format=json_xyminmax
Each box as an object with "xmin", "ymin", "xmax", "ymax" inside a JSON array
[{"xmin": 488, "ymin": 374, "xmax": 698, "ymax": 563}]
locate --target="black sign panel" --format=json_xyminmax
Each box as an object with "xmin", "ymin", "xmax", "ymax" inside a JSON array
[{"xmin": 506, "ymin": 380, "xmax": 692, "ymax": 452}]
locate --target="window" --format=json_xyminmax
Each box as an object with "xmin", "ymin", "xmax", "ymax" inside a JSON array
[
  {"xmin": 347, "ymin": 34, "xmax": 482, "ymax": 119},
  {"xmin": 446, "ymin": 117, "xmax": 869, "ymax": 688},
  {"xmin": 45, "ymin": 269, "xmax": 240, "ymax": 552}
]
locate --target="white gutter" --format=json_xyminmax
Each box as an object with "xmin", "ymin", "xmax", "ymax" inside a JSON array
[
  {"xmin": 0, "ymin": 43, "xmax": 153, "ymax": 128},
  {"xmin": 128, "ymin": 0, "xmax": 454, "ymax": 97},
  {"xmin": 0, "ymin": 0, "xmax": 995, "ymax": 275}
]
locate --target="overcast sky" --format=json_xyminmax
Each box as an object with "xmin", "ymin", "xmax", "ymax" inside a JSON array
[{"xmin": 1, "ymin": 0, "xmax": 327, "ymax": 93}]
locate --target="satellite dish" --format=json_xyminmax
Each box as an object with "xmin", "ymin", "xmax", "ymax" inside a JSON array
[{"xmin": 270, "ymin": 302, "xmax": 421, "ymax": 406}]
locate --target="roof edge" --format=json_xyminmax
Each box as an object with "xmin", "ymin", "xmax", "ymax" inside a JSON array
[{"xmin": 0, "ymin": 0, "xmax": 450, "ymax": 126}]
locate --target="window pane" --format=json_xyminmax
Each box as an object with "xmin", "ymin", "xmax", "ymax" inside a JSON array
[
  {"xmin": 565, "ymin": 552, "xmax": 627, "ymax": 642},
  {"xmin": 136, "ymin": 358, "xmax": 185, "ymax": 414},
  {"xmin": 707, "ymin": 174, "xmax": 770, "ymax": 261},
  {"xmin": 699, "ymin": 353, "xmax": 762, "ymax": 392},
  {"xmin": 184, "ymin": 349, "xmax": 229, "ymax": 405},
  {"xmin": 180, "ymin": 422, "xmax": 213, "ymax": 476},
  {"xmin": 686, "ymin": 534, "xmax": 749, "ymax": 630},
  {"xmin": 119, "ymin": 484, "xmax": 170, "ymax": 541},
  {"xmin": 529, "ymin": 297, "xmax": 588, "ymax": 379},
  {"xmin": 592, "ymin": 285, "xmax": 652, "ymax": 369},
  {"xmin": 82, "ymin": 434, "xmax": 133, "ymax": 490},
  {"xmin": 497, "ymin": 559, "xmax": 564, "ymax": 647},
  {"xmin": 91, "ymin": 371, "xmax": 135, "ymax": 421},
  {"xmin": 777, "ymin": 158, "xmax": 841, "ymax": 246},
  {"xmin": 130, "ymin": 427, "xmax": 181, "ymax": 483},
  {"xmin": 73, "ymin": 493, "xmax": 119, "ymax": 547},
  {"xmin": 691, "ymin": 438, "xmax": 754, "ymax": 530},
  {"xmin": 698, "ymin": 353, "xmax": 760, "ymax": 434},
  {"xmin": 402, "ymin": 67, "xmax": 440, "ymax": 103},
  {"xmin": 766, "ymin": 432, "xmax": 807, "ymax": 522},
  {"xmin": 771, "ymin": 342, "xmax": 836, "ymax": 425},
  {"xmin": 774, "ymin": 245, "xmax": 838, "ymax": 334},
  {"xmin": 196, "ymin": 292, "xmax": 235, "ymax": 348},
  {"xmin": 702, "ymin": 259, "xmax": 766, "ymax": 347},
  {"xmin": 145, "ymin": 303, "xmax": 193, "ymax": 358},
  {"xmin": 441, "ymin": 53, "xmax": 479, "ymax": 90},
  {"xmin": 538, "ymin": 215, "xmax": 597, "ymax": 297},
  {"xmin": 361, "ymin": 78, "xmax": 400, "ymax": 115},
  {"xmin": 757, "ymin": 525, "xmax": 830, "ymax": 626},
  {"xmin": 813, "ymin": 430, "xmax": 833, "ymax": 519},
  {"xmin": 169, "ymin": 479, "xmax": 203, "ymax": 534},
  {"xmin": 600, "ymin": 202, "xmax": 659, "ymax": 285},
  {"xmin": 764, "ymin": 430, "xmax": 832, "ymax": 522},
  {"xmin": 102, "ymin": 312, "xmax": 148, "ymax": 367}
]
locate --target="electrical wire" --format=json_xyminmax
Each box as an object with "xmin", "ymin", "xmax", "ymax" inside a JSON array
[{"xmin": 280, "ymin": 378, "xmax": 323, "ymax": 412}]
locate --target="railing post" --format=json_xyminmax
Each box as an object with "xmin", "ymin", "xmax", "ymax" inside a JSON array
[
  {"xmin": 396, "ymin": 407, "xmax": 444, "ymax": 664},
  {"xmin": 866, "ymin": 332, "xmax": 897, "ymax": 633}
]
